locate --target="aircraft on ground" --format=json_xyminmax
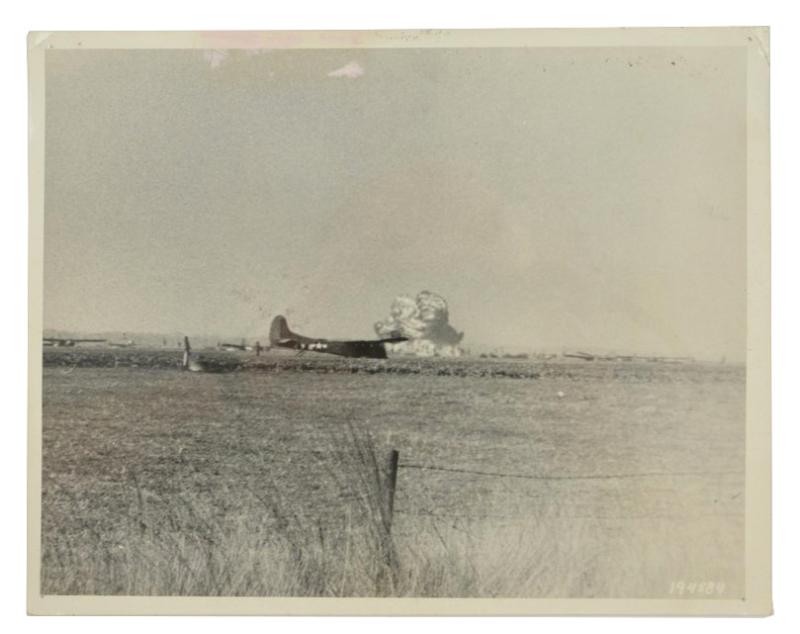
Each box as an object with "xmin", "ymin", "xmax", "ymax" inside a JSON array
[
  {"xmin": 43, "ymin": 337, "xmax": 106, "ymax": 347},
  {"xmin": 182, "ymin": 336, "xmax": 239, "ymax": 372},
  {"xmin": 269, "ymin": 315, "xmax": 407, "ymax": 359},
  {"xmin": 562, "ymin": 350, "xmax": 694, "ymax": 363},
  {"xmin": 563, "ymin": 351, "xmax": 598, "ymax": 361},
  {"xmin": 108, "ymin": 339, "xmax": 136, "ymax": 348},
  {"xmin": 218, "ymin": 340, "xmax": 251, "ymax": 352}
]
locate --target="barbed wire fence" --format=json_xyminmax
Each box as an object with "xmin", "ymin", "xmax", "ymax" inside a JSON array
[{"xmin": 374, "ymin": 449, "xmax": 742, "ymax": 533}]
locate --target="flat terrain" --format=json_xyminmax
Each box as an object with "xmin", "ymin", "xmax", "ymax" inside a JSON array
[{"xmin": 40, "ymin": 349, "xmax": 745, "ymax": 598}]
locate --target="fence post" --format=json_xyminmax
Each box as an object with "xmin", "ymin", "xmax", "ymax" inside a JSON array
[
  {"xmin": 182, "ymin": 336, "xmax": 191, "ymax": 370},
  {"xmin": 384, "ymin": 449, "xmax": 399, "ymax": 532},
  {"xmin": 378, "ymin": 448, "xmax": 400, "ymax": 594}
]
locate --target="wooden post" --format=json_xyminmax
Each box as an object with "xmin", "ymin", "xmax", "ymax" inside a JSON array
[
  {"xmin": 384, "ymin": 449, "xmax": 399, "ymax": 532},
  {"xmin": 182, "ymin": 336, "xmax": 191, "ymax": 370},
  {"xmin": 378, "ymin": 448, "xmax": 400, "ymax": 594}
]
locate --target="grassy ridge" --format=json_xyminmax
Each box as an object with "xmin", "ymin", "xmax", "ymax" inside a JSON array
[{"xmin": 42, "ymin": 347, "xmax": 742, "ymax": 381}]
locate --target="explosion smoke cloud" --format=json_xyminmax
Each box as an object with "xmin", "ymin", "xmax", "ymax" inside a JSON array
[{"xmin": 374, "ymin": 291, "xmax": 464, "ymax": 357}]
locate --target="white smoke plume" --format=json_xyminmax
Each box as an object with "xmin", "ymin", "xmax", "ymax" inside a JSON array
[{"xmin": 374, "ymin": 291, "xmax": 464, "ymax": 357}]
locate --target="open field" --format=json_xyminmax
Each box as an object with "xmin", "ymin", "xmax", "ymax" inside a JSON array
[{"xmin": 40, "ymin": 349, "xmax": 745, "ymax": 598}]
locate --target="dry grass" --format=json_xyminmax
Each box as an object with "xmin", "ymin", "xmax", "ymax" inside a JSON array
[
  {"xmin": 41, "ymin": 423, "xmax": 742, "ymax": 598},
  {"xmin": 41, "ymin": 359, "xmax": 745, "ymax": 598}
]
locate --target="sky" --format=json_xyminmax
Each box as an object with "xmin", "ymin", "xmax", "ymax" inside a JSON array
[{"xmin": 43, "ymin": 46, "xmax": 747, "ymax": 360}]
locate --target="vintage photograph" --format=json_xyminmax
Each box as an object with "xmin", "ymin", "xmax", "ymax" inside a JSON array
[{"xmin": 28, "ymin": 29, "xmax": 771, "ymax": 615}]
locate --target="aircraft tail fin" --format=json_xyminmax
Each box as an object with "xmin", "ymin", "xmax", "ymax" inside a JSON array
[{"xmin": 269, "ymin": 315, "xmax": 294, "ymax": 345}]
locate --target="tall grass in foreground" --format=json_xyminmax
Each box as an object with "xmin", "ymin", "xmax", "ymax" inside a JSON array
[
  {"xmin": 41, "ymin": 423, "xmax": 742, "ymax": 598},
  {"xmin": 42, "ymin": 423, "xmax": 545, "ymax": 597}
]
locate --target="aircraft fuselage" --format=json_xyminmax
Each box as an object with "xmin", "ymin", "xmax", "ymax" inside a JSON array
[{"xmin": 269, "ymin": 315, "xmax": 406, "ymax": 360}]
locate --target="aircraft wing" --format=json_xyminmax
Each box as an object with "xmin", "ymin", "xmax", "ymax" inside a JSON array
[{"xmin": 378, "ymin": 336, "xmax": 409, "ymax": 344}]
